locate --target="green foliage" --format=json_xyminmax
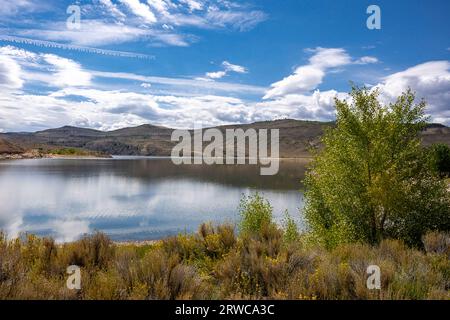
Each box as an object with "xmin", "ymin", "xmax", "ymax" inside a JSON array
[
  {"xmin": 428, "ymin": 143, "xmax": 450, "ymax": 177},
  {"xmin": 48, "ymin": 147, "xmax": 107, "ymax": 157},
  {"xmin": 238, "ymin": 193, "xmax": 274, "ymax": 236},
  {"xmin": 50, "ymin": 148, "xmax": 88, "ymax": 155},
  {"xmin": 282, "ymin": 211, "xmax": 299, "ymax": 244},
  {"xmin": 304, "ymin": 87, "xmax": 450, "ymax": 248}
]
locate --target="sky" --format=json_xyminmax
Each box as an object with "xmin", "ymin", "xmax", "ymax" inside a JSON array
[{"xmin": 0, "ymin": 0, "xmax": 449, "ymax": 132}]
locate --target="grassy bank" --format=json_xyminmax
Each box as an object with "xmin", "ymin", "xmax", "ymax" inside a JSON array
[
  {"xmin": 0, "ymin": 223, "xmax": 448, "ymax": 300},
  {"xmin": 47, "ymin": 147, "xmax": 110, "ymax": 158}
]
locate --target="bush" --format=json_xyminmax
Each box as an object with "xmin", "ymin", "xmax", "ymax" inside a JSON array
[
  {"xmin": 0, "ymin": 227, "xmax": 448, "ymax": 299},
  {"xmin": 422, "ymin": 231, "xmax": 450, "ymax": 258},
  {"xmin": 238, "ymin": 193, "xmax": 274, "ymax": 236},
  {"xmin": 282, "ymin": 211, "xmax": 300, "ymax": 245}
]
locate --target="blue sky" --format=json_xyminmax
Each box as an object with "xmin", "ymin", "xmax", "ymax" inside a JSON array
[{"xmin": 0, "ymin": 0, "xmax": 449, "ymax": 131}]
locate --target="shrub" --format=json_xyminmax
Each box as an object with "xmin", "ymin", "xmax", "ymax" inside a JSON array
[
  {"xmin": 0, "ymin": 221, "xmax": 448, "ymax": 300},
  {"xmin": 238, "ymin": 193, "xmax": 274, "ymax": 236},
  {"xmin": 282, "ymin": 211, "xmax": 300, "ymax": 245},
  {"xmin": 60, "ymin": 232, "xmax": 115, "ymax": 269},
  {"xmin": 422, "ymin": 231, "xmax": 450, "ymax": 258}
]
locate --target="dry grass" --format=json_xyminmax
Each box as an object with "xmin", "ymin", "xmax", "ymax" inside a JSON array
[{"xmin": 0, "ymin": 226, "xmax": 448, "ymax": 300}]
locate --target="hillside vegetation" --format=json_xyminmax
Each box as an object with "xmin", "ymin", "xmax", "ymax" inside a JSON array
[{"xmin": 1, "ymin": 119, "xmax": 449, "ymax": 158}]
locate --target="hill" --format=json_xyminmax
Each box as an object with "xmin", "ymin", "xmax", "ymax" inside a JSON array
[
  {"xmin": 1, "ymin": 119, "xmax": 449, "ymax": 158},
  {"xmin": 0, "ymin": 138, "xmax": 24, "ymax": 154}
]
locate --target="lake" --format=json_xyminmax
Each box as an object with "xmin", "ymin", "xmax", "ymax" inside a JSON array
[{"xmin": 0, "ymin": 157, "xmax": 308, "ymax": 242}]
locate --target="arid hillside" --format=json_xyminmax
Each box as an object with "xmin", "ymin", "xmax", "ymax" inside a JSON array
[{"xmin": 1, "ymin": 119, "xmax": 449, "ymax": 158}]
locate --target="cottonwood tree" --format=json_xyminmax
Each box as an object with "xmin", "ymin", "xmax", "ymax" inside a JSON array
[{"xmin": 304, "ymin": 87, "xmax": 450, "ymax": 248}]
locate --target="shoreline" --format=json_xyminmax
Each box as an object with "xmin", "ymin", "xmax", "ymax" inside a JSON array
[
  {"xmin": 0, "ymin": 152, "xmax": 112, "ymax": 160},
  {"xmin": 0, "ymin": 153, "xmax": 312, "ymax": 161}
]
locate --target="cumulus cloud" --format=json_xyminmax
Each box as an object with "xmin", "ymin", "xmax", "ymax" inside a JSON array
[
  {"xmin": 263, "ymin": 48, "xmax": 352, "ymax": 99},
  {"xmin": 43, "ymin": 54, "xmax": 92, "ymax": 87},
  {"xmin": 0, "ymin": 46, "xmax": 92, "ymax": 88},
  {"xmin": 0, "ymin": 55, "xmax": 24, "ymax": 89},
  {"xmin": 375, "ymin": 61, "xmax": 450, "ymax": 124},
  {"xmin": 307, "ymin": 47, "xmax": 352, "ymax": 68},
  {"xmin": 261, "ymin": 48, "xmax": 450, "ymax": 125},
  {"xmin": 2, "ymin": 45, "xmax": 449, "ymax": 133},
  {"xmin": 205, "ymin": 71, "xmax": 227, "ymax": 79},
  {"xmin": 255, "ymin": 90, "xmax": 349, "ymax": 122}
]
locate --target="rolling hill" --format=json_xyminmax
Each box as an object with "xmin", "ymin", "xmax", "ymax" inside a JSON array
[{"xmin": 1, "ymin": 119, "xmax": 449, "ymax": 158}]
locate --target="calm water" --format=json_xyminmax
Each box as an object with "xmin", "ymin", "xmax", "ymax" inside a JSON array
[{"xmin": 0, "ymin": 157, "xmax": 307, "ymax": 242}]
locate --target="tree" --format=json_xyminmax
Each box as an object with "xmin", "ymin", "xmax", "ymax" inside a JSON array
[
  {"xmin": 304, "ymin": 87, "xmax": 450, "ymax": 248},
  {"xmin": 428, "ymin": 143, "xmax": 450, "ymax": 178}
]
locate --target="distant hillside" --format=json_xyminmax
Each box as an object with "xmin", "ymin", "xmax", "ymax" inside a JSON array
[
  {"xmin": 0, "ymin": 138, "xmax": 24, "ymax": 154},
  {"xmin": 1, "ymin": 119, "xmax": 449, "ymax": 158}
]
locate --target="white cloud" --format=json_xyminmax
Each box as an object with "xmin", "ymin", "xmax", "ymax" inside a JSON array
[
  {"xmin": 180, "ymin": 0, "xmax": 203, "ymax": 12},
  {"xmin": 3, "ymin": 1, "xmax": 267, "ymax": 49},
  {"xmin": 0, "ymin": 45, "xmax": 38, "ymax": 61},
  {"xmin": 263, "ymin": 66, "xmax": 325, "ymax": 99},
  {"xmin": 90, "ymin": 70, "xmax": 264, "ymax": 93},
  {"xmin": 255, "ymin": 90, "xmax": 349, "ymax": 122},
  {"xmin": 263, "ymin": 48, "xmax": 381, "ymax": 99},
  {"xmin": 0, "ymin": 46, "xmax": 93, "ymax": 89},
  {"xmin": 264, "ymin": 48, "xmax": 351, "ymax": 99},
  {"xmin": 98, "ymin": 0, "xmax": 127, "ymax": 19},
  {"xmin": 11, "ymin": 18, "xmax": 191, "ymax": 47},
  {"xmin": 2, "ymin": 44, "xmax": 449, "ymax": 133},
  {"xmin": 15, "ymin": 21, "xmax": 155, "ymax": 46},
  {"xmin": 0, "ymin": 55, "xmax": 24, "ymax": 89},
  {"xmin": 307, "ymin": 47, "xmax": 352, "ymax": 69},
  {"xmin": 43, "ymin": 54, "xmax": 92, "ymax": 87},
  {"xmin": 147, "ymin": 0, "xmax": 171, "ymax": 16},
  {"xmin": 223, "ymin": 61, "xmax": 247, "ymax": 73},
  {"xmin": 0, "ymin": 0, "xmax": 38, "ymax": 16},
  {"xmin": 119, "ymin": 0, "xmax": 157, "ymax": 24},
  {"xmin": 355, "ymin": 56, "xmax": 379, "ymax": 64},
  {"xmin": 205, "ymin": 71, "xmax": 227, "ymax": 79},
  {"xmin": 202, "ymin": 60, "xmax": 248, "ymax": 80},
  {"xmin": 375, "ymin": 61, "xmax": 450, "ymax": 124},
  {"xmin": 205, "ymin": 8, "xmax": 267, "ymax": 31}
]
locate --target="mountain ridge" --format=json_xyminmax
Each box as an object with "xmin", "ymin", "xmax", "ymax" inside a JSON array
[{"xmin": 1, "ymin": 119, "xmax": 449, "ymax": 158}]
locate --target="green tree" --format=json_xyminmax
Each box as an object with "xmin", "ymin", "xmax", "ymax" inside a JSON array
[
  {"xmin": 304, "ymin": 87, "xmax": 450, "ymax": 248},
  {"xmin": 428, "ymin": 143, "xmax": 450, "ymax": 177}
]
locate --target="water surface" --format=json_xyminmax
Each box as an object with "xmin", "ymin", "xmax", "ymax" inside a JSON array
[{"xmin": 0, "ymin": 157, "xmax": 307, "ymax": 241}]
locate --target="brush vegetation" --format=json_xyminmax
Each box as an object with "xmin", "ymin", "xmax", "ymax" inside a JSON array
[{"xmin": 0, "ymin": 194, "xmax": 449, "ymax": 300}]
